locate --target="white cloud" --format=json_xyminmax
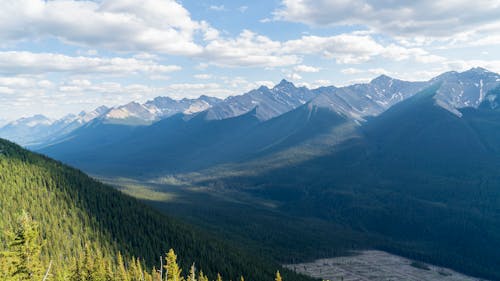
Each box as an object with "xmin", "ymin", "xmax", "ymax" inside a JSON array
[
  {"xmin": 341, "ymin": 68, "xmax": 364, "ymax": 75},
  {"xmin": 0, "ymin": 0, "xmax": 204, "ymax": 55},
  {"xmin": 195, "ymin": 63, "xmax": 209, "ymax": 70},
  {"xmin": 0, "ymin": 0, "xmax": 445, "ymax": 71},
  {"xmin": 255, "ymin": 81, "xmax": 275, "ymax": 88},
  {"xmin": 341, "ymin": 67, "xmax": 390, "ymax": 76},
  {"xmin": 0, "ymin": 51, "xmax": 181, "ymax": 75},
  {"xmin": 274, "ymin": 0, "xmax": 500, "ymax": 39},
  {"xmin": 202, "ymin": 31, "xmax": 434, "ymax": 68},
  {"xmin": 286, "ymin": 73, "xmax": 302, "ymax": 80},
  {"xmin": 238, "ymin": 6, "xmax": 248, "ymax": 13},
  {"xmin": 442, "ymin": 60, "xmax": 500, "ymax": 74},
  {"xmin": 281, "ymin": 34, "xmax": 438, "ymax": 64},
  {"xmin": 282, "ymin": 34, "xmax": 381, "ymax": 64},
  {"xmin": 293, "ymin": 65, "xmax": 320, "ymax": 73},
  {"xmin": 312, "ymin": 79, "xmax": 332, "ymax": 87},
  {"xmin": 209, "ymin": 5, "xmax": 226, "ymax": 12},
  {"xmin": 203, "ymin": 30, "xmax": 300, "ymax": 67},
  {"xmin": 194, "ymin": 74, "xmax": 213, "ymax": 80},
  {"xmin": 0, "ymin": 76, "xmax": 38, "ymax": 88},
  {"xmin": 77, "ymin": 49, "xmax": 98, "ymax": 56},
  {"xmin": 165, "ymin": 83, "xmax": 232, "ymax": 99}
]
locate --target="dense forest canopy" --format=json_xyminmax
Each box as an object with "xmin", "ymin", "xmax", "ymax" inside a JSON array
[{"xmin": 0, "ymin": 138, "xmax": 312, "ymax": 281}]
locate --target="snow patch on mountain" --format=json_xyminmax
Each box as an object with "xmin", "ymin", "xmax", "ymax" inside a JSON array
[
  {"xmin": 205, "ymin": 79, "xmax": 317, "ymax": 121},
  {"xmin": 432, "ymin": 67, "xmax": 500, "ymax": 113},
  {"xmin": 10, "ymin": 115, "xmax": 53, "ymax": 127}
]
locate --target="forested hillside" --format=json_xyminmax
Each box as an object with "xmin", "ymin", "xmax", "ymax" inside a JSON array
[
  {"xmin": 0, "ymin": 138, "xmax": 311, "ymax": 281},
  {"xmin": 200, "ymin": 86, "xmax": 500, "ymax": 280}
]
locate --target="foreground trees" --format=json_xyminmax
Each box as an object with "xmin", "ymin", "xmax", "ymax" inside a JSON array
[
  {"xmin": 0, "ymin": 213, "xmax": 284, "ymax": 281},
  {"xmin": 1, "ymin": 212, "xmax": 43, "ymax": 281},
  {"xmin": 1, "ymin": 138, "xmax": 311, "ymax": 281}
]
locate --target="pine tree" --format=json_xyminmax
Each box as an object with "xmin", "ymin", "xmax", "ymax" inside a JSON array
[
  {"xmin": 3, "ymin": 211, "xmax": 44, "ymax": 280},
  {"xmin": 117, "ymin": 252, "xmax": 130, "ymax": 281},
  {"xmin": 275, "ymin": 271, "xmax": 283, "ymax": 281},
  {"xmin": 198, "ymin": 270, "xmax": 208, "ymax": 281},
  {"xmin": 129, "ymin": 257, "xmax": 144, "ymax": 281},
  {"xmin": 165, "ymin": 249, "xmax": 183, "ymax": 281},
  {"xmin": 105, "ymin": 259, "xmax": 115, "ymax": 281},
  {"xmin": 69, "ymin": 257, "xmax": 84, "ymax": 281},
  {"xmin": 91, "ymin": 249, "xmax": 107, "ymax": 281},
  {"xmin": 82, "ymin": 244, "xmax": 94, "ymax": 280}
]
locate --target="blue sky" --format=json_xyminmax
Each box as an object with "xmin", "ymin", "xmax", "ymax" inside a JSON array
[{"xmin": 1, "ymin": 0, "xmax": 500, "ymax": 122}]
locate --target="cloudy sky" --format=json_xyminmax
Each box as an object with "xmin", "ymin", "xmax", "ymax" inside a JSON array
[{"xmin": 1, "ymin": 0, "xmax": 500, "ymax": 122}]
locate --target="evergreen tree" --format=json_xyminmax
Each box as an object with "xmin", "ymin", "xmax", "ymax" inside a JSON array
[
  {"xmin": 117, "ymin": 252, "xmax": 129, "ymax": 281},
  {"xmin": 70, "ymin": 257, "xmax": 84, "ymax": 281},
  {"xmin": 275, "ymin": 271, "xmax": 283, "ymax": 281},
  {"xmin": 165, "ymin": 249, "xmax": 183, "ymax": 281},
  {"xmin": 91, "ymin": 250, "xmax": 107, "ymax": 281},
  {"xmin": 2, "ymin": 211, "xmax": 44, "ymax": 280},
  {"xmin": 105, "ymin": 260, "xmax": 115, "ymax": 281},
  {"xmin": 216, "ymin": 273, "xmax": 223, "ymax": 281},
  {"xmin": 198, "ymin": 270, "xmax": 208, "ymax": 281},
  {"xmin": 0, "ymin": 139, "xmax": 312, "ymax": 281}
]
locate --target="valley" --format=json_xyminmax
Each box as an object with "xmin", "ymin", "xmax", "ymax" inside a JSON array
[
  {"xmin": 2, "ymin": 2, "xmax": 500, "ymax": 281},
  {"xmin": 3, "ymin": 68, "xmax": 500, "ymax": 280}
]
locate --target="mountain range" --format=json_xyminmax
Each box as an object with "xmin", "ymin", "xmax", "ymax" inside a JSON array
[
  {"xmin": 21, "ymin": 67, "xmax": 500, "ymax": 280},
  {"xmin": 3, "ymin": 68, "xmax": 498, "ymax": 149},
  {"xmin": 30, "ymin": 68, "xmax": 498, "ymax": 175}
]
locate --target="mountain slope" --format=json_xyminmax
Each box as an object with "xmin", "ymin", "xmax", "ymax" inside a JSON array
[
  {"xmin": 0, "ymin": 138, "xmax": 312, "ymax": 281},
  {"xmin": 205, "ymin": 80, "xmax": 317, "ymax": 121},
  {"xmin": 0, "ymin": 115, "xmax": 53, "ymax": 146},
  {"xmin": 39, "ymin": 100, "xmax": 362, "ymax": 177},
  {"xmin": 205, "ymin": 85, "xmax": 500, "ymax": 280},
  {"xmin": 1, "ymin": 95, "xmax": 222, "ymax": 147},
  {"xmin": 310, "ymin": 75, "xmax": 427, "ymax": 120},
  {"xmin": 432, "ymin": 67, "xmax": 500, "ymax": 110}
]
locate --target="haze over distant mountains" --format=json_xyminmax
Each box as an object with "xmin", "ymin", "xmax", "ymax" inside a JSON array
[
  {"xmin": 24, "ymin": 68, "xmax": 498, "ymax": 176},
  {"xmin": 2, "ymin": 68, "xmax": 499, "ymax": 148}
]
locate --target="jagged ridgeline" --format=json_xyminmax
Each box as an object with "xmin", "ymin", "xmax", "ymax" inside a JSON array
[{"xmin": 0, "ymin": 138, "xmax": 313, "ymax": 281}]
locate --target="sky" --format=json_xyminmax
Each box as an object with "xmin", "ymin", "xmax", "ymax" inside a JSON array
[{"xmin": 1, "ymin": 0, "xmax": 500, "ymax": 122}]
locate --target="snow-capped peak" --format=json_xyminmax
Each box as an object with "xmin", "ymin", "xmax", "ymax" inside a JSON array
[{"xmin": 10, "ymin": 114, "xmax": 52, "ymax": 127}]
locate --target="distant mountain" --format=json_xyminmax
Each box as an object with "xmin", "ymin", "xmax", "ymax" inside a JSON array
[
  {"xmin": 37, "ymin": 106, "xmax": 111, "ymax": 145},
  {"xmin": 431, "ymin": 67, "xmax": 500, "ymax": 116},
  {"xmin": 480, "ymin": 85, "xmax": 500, "ymax": 110},
  {"xmin": 1, "ymin": 96, "xmax": 221, "ymax": 146},
  {"xmin": 38, "ymin": 94, "xmax": 359, "ymax": 177},
  {"xmin": 144, "ymin": 95, "xmax": 222, "ymax": 118},
  {"xmin": 0, "ymin": 118, "xmax": 8, "ymax": 127},
  {"xmin": 0, "ymin": 114, "xmax": 53, "ymax": 146},
  {"xmin": 39, "ymin": 109, "xmax": 261, "ymax": 176},
  {"xmin": 38, "ymin": 68, "xmax": 500, "ymax": 175},
  {"xmin": 0, "ymin": 106, "xmax": 112, "ymax": 148},
  {"xmin": 205, "ymin": 79, "xmax": 317, "ymax": 120},
  {"xmin": 104, "ymin": 95, "xmax": 221, "ymax": 125},
  {"xmin": 310, "ymin": 75, "xmax": 427, "ymax": 120},
  {"xmin": 206, "ymin": 84, "xmax": 500, "ymax": 280},
  {"xmin": 35, "ymin": 70, "xmax": 500, "ymax": 280},
  {"xmin": 6, "ymin": 68, "xmax": 498, "ymax": 147}
]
